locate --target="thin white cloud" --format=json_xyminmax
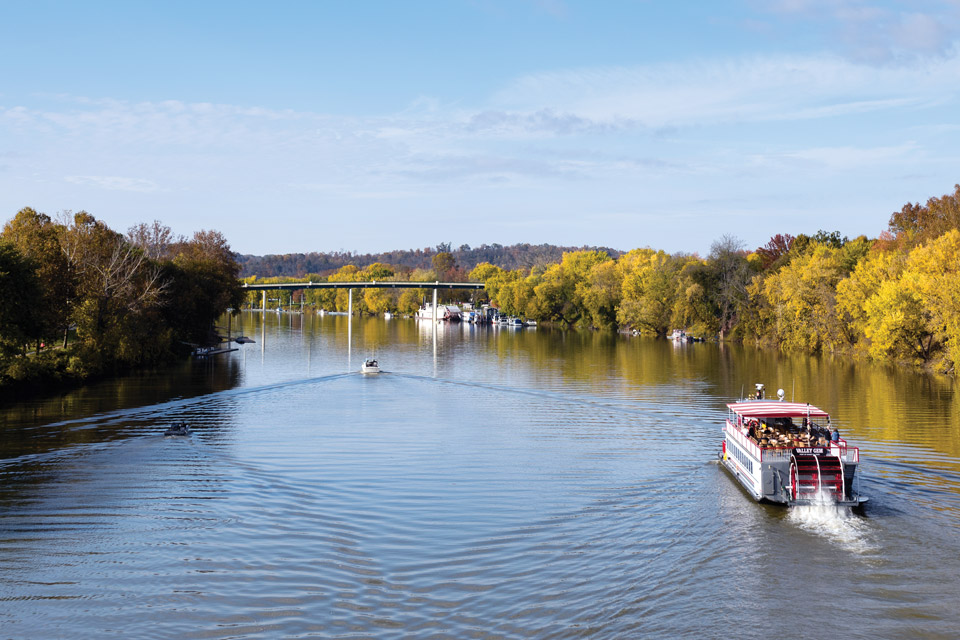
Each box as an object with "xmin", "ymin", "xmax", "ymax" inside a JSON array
[
  {"xmin": 491, "ymin": 51, "xmax": 960, "ymax": 128},
  {"xmin": 764, "ymin": 0, "xmax": 960, "ymax": 60},
  {"xmin": 893, "ymin": 12, "xmax": 951, "ymax": 52},
  {"xmin": 5, "ymin": 49, "xmax": 958, "ymax": 156},
  {"xmin": 65, "ymin": 175, "xmax": 162, "ymax": 193},
  {"xmin": 0, "ymin": 46, "xmax": 955, "ymax": 215},
  {"xmin": 751, "ymin": 143, "xmax": 920, "ymax": 171}
]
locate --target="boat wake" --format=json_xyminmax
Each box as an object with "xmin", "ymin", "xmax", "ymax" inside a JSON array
[{"xmin": 787, "ymin": 492, "xmax": 875, "ymax": 555}]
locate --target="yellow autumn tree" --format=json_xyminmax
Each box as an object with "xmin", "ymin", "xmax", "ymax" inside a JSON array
[
  {"xmin": 362, "ymin": 263, "xmax": 396, "ymax": 313},
  {"xmin": 616, "ymin": 249, "xmax": 681, "ymax": 336},
  {"xmin": 899, "ymin": 229, "xmax": 960, "ymax": 371},
  {"xmin": 835, "ymin": 249, "xmax": 906, "ymax": 348},
  {"xmin": 756, "ymin": 244, "xmax": 846, "ymax": 352},
  {"xmin": 577, "ymin": 259, "xmax": 622, "ymax": 329}
]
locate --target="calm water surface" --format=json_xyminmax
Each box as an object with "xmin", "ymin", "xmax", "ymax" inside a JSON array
[{"xmin": 2, "ymin": 312, "xmax": 959, "ymax": 638}]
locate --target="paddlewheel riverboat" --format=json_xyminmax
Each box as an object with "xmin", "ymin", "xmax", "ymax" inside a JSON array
[{"xmin": 720, "ymin": 385, "xmax": 867, "ymax": 508}]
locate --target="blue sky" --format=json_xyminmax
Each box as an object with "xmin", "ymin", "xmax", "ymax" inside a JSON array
[{"xmin": 2, "ymin": 1, "xmax": 960, "ymax": 256}]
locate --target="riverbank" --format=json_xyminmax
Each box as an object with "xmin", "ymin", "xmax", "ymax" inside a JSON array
[{"xmin": 0, "ymin": 346, "xmax": 189, "ymax": 403}]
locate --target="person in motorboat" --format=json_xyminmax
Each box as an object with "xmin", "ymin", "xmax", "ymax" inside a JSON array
[{"xmin": 164, "ymin": 422, "xmax": 190, "ymax": 436}]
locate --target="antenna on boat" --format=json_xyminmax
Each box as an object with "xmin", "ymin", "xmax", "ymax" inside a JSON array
[
  {"xmin": 792, "ymin": 380, "xmax": 795, "ymax": 403},
  {"xmin": 740, "ymin": 385, "xmax": 744, "ymax": 401}
]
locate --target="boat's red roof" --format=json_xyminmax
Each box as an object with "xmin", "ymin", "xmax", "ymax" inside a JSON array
[{"xmin": 726, "ymin": 401, "xmax": 829, "ymax": 419}]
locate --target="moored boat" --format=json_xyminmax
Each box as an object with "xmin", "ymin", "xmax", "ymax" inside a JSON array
[
  {"xmin": 720, "ymin": 385, "xmax": 867, "ymax": 508},
  {"xmin": 442, "ymin": 305, "xmax": 462, "ymax": 322},
  {"xmin": 415, "ymin": 304, "xmax": 462, "ymax": 321}
]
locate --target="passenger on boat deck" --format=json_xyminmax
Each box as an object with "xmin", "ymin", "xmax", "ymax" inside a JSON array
[{"xmin": 831, "ymin": 428, "xmax": 840, "ymax": 442}]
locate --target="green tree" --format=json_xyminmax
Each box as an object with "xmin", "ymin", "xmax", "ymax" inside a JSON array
[
  {"xmin": 0, "ymin": 242, "xmax": 41, "ymax": 357},
  {"xmin": 706, "ymin": 235, "xmax": 752, "ymax": 338},
  {"xmin": 2, "ymin": 207, "xmax": 76, "ymax": 348},
  {"xmin": 58, "ymin": 211, "xmax": 168, "ymax": 369},
  {"xmin": 670, "ymin": 258, "xmax": 718, "ymax": 336},
  {"xmin": 432, "ymin": 252, "xmax": 456, "ymax": 279},
  {"xmin": 166, "ymin": 229, "xmax": 245, "ymax": 347}
]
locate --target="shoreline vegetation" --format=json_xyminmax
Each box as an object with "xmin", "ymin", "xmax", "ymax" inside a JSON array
[
  {"xmin": 2, "ymin": 183, "xmax": 957, "ymax": 399},
  {"xmin": 241, "ymin": 184, "xmax": 960, "ymax": 377},
  {"xmin": 0, "ymin": 209, "xmax": 244, "ymax": 397}
]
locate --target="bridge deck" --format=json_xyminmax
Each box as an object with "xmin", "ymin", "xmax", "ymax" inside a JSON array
[{"xmin": 242, "ymin": 281, "xmax": 485, "ymax": 291}]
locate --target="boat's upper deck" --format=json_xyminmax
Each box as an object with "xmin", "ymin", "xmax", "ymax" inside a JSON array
[{"xmin": 725, "ymin": 400, "xmax": 859, "ymax": 463}]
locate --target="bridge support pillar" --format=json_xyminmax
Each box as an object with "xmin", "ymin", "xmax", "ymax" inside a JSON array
[
  {"xmin": 432, "ymin": 287, "xmax": 438, "ymax": 323},
  {"xmin": 348, "ymin": 288, "xmax": 353, "ymax": 316},
  {"xmin": 262, "ymin": 290, "xmax": 266, "ymax": 312}
]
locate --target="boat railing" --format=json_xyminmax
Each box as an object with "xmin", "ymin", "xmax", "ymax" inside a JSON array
[
  {"xmin": 761, "ymin": 447, "xmax": 794, "ymax": 462},
  {"xmin": 761, "ymin": 445, "xmax": 859, "ymax": 463},
  {"xmin": 726, "ymin": 422, "xmax": 763, "ymax": 460},
  {"xmin": 728, "ymin": 422, "xmax": 859, "ymax": 464},
  {"xmin": 831, "ymin": 439, "xmax": 859, "ymax": 463}
]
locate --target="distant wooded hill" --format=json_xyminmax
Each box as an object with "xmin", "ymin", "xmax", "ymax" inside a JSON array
[{"xmin": 238, "ymin": 243, "xmax": 623, "ymax": 278}]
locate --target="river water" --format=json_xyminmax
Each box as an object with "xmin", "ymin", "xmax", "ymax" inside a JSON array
[{"xmin": 2, "ymin": 312, "xmax": 959, "ymax": 639}]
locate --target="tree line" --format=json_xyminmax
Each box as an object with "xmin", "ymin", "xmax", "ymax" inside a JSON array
[
  {"xmin": 237, "ymin": 242, "xmax": 621, "ymax": 278},
  {"xmin": 471, "ymin": 185, "xmax": 960, "ymax": 374},
  {"xmin": 243, "ymin": 184, "xmax": 960, "ymax": 375},
  {"xmin": 0, "ymin": 208, "xmax": 244, "ymax": 390}
]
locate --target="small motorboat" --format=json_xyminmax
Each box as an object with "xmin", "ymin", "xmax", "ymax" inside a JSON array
[
  {"xmin": 361, "ymin": 358, "xmax": 380, "ymax": 374},
  {"xmin": 164, "ymin": 422, "xmax": 191, "ymax": 436}
]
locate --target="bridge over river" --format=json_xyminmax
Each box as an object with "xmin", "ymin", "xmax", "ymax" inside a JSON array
[{"xmin": 241, "ymin": 280, "xmax": 486, "ymax": 322}]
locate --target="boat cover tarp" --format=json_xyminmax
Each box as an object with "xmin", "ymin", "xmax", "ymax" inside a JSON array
[{"xmin": 726, "ymin": 401, "xmax": 829, "ymax": 419}]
